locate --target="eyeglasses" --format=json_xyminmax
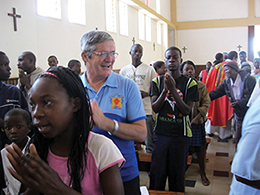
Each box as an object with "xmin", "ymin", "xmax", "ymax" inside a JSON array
[{"xmin": 92, "ymin": 51, "xmax": 119, "ymax": 59}]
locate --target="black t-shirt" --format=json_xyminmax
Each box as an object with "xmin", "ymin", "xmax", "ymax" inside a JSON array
[{"xmin": 150, "ymin": 75, "xmax": 199, "ymax": 137}]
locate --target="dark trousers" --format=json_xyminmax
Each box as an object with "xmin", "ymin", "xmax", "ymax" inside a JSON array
[
  {"xmin": 144, "ymin": 115, "xmax": 154, "ymax": 153},
  {"xmin": 149, "ymin": 134, "xmax": 189, "ymax": 192},
  {"xmin": 123, "ymin": 176, "xmax": 141, "ymax": 195}
]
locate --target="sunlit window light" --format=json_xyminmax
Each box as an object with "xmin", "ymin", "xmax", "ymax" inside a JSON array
[
  {"xmin": 119, "ymin": 1, "xmax": 128, "ymax": 36},
  {"xmin": 105, "ymin": 0, "xmax": 117, "ymax": 33},
  {"xmin": 68, "ymin": 0, "xmax": 86, "ymax": 25},
  {"xmin": 146, "ymin": 15, "xmax": 151, "ymax": 42},
  {"xmin": 37, "ymin": 0, "xmax": 61, "ymax": 19},
  {"xmin": 138, "ymin": 11, "xmax": 145, "ymax": 40}
]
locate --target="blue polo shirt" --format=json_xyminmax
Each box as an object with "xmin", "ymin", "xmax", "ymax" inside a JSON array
[{"xmin": 81, "ymin": 71, "xmax": 146, "ymax": 182}]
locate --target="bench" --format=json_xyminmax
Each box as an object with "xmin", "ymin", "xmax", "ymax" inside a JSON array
[
  {"xmin": 4, "ymin": 77, "xmax": 18, "ymax": 85},
  {"xmin": 149, "ymin": 190, "xmax": 184, "ymax": 195},
  {"xmin": 137, "ymin": 138, "xmax": 211, "ymax": 172},
  {"xmin": 137, "ymin": 152, "xmax": 193, "ymax": 172},
  {"xmin": 138, "ymin": 152, "xmax": 152, "ymax": 172}
]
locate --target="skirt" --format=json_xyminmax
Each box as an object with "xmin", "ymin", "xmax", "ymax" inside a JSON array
[{"xmin": 189, "ymin": 123, "xmax": 207, "ymax": 147}]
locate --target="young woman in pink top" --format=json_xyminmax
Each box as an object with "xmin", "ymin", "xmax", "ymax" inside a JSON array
[{"xmin": 5, "ymin": 66, "xmax": 125, "ymax": 195}]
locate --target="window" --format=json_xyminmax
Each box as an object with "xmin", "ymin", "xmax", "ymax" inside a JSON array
[
  {"xmin": 138, "ymin": 11, "xmax": 145, "ymax": 40},
  {"xmin": 157, "ymin": 22, "xmax": 161, "ymax": 44},
  {"xmin": 105, "ymin": 0, "xmax": 117, "ymax": 33},
  {"xmin": 119, "ymin": 1, "xmax": 128, "ymax": 36},
  {"xmin": 68, "ymin": 0, "xmax": 86, "ymax": 25},
  {"xmin": 37, "ymin": 0, "xmax": 61, "ymax": 19},
  {"xmin": 146, "ymin": 16, "xmax": 151, "ymax": 42},
  {"xmin": 156, "ymin": 0, "xmax": 161, "ymax": 14}
]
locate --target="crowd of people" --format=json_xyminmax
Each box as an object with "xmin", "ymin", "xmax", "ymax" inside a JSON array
[{"xmin": 0, "ymin": 30, "xmax": 260, "ymax": 194}]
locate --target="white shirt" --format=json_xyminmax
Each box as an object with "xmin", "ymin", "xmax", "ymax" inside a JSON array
[
  {"xmin": 119, "ymin": 63, "xmax": 157, "ymax": 115},
  {"xmin": 1, "ymin": 137, "xmax": 30, "ymax": 195},
  {"xmin": 230, "ymin": 74, "xmax": 242, "ymax": 100}
]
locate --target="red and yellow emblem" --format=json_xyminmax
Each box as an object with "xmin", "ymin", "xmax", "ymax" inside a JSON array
[{"xmin": 112, "ymin": 97, "xmax": 121, "ymax": 109}]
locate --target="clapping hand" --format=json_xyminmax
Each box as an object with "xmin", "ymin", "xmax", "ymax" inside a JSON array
[
  {"xmin": 165, "ymin": 73, "xmax": 176, "ymax": 92},
  {"xmin": 6, "ymin": 144, "xmax": 72, "ymax": 194},
  {"xmin": 18, "ymin": 69, "xmax": 31, "ymax": 89}
]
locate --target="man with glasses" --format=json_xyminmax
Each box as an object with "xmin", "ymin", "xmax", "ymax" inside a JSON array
[
  {"xmin": 120, "ymin": 44, "xmax": 157, "ymax": 153},
  {"xmin": 80, "ymin": 30, "xmax": 147, "ymax": 195}
]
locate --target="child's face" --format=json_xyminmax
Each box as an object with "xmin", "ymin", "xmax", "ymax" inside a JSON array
[
  {"xmin": 157, "ymin": 63, "xmax": 167, "ymax": 76},
  {"xmin": 30, "ymin": 77, "xmax": 76, "ymax": 139},
  {"xmin": 182, "ymin": 64, "xmax": 195, "ymax": 79},
  {"xmin": 4, "ymin": 115, "xmax": 29, "ymax": 146}
]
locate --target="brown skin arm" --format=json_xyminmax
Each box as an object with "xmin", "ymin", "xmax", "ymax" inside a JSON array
[
  {"xmin": 191, "ymin": 112, "xmax": 203, "ymax": 125},
  {"xmin": 140, "ymin": 90, "xmax": 149, "ymax": 99},
  {"xmin": 6, "ymin": 144, "xmax": 81, "ymax": 195},
  {"xmin": 100, "ymin": 165, "xmax": 124, "ymax": 195},
  {"xmin": 235, "ymin": 175, "xmax": 260, "ymax": 190},
  {"xmin": 151, "ymin": 89, "xmax": 168, "ymax": 113}
]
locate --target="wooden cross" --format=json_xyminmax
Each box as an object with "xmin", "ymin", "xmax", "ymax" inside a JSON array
[
  {"xmin": 237, "ymin": 45, "xmax": 242, "ymax": 51},
  {"xmin": 7, "ymin": 7, "xmax": 21, "ymax": 31},
  {"xmin": 132, "ymin": 37, "xmax": 135, "ymax": 45},
  {"xmin": 182, "ymin": 46, "xmax": 187, "ymax": 53},
  {"xmin": 153, "ymin": 42, "xmax": 155, "ymax": 51}
]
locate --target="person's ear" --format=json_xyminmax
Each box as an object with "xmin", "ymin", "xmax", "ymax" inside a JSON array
[
  {"xmin": 81, "ymin": 52, "xmax": 90, "ymax": 62},
  {"xmin": 29, "ymin": 58, "xmax": 33, "ymax": 65},
  {"xmin": 72, "ymin": 97, "xmax": 82, "ymax": 112},
  {"xmin": 180, "ymin": 58, "xmax": 183, "ymax": 64}
]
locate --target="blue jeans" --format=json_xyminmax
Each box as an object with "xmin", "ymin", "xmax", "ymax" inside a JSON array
[{"xmin": 144, "ymin": 115, "xmax": 154, "ymax": 153}]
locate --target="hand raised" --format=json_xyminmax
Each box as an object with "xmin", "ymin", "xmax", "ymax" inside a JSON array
[
  {"xmin": 19, "ymin": 69, "xmax": 31, "ymax": 88},
  {"xmin": 90, "ymin": 99, "xmax": 107, "ymax": 130},
  {"xmin": 165, "ymin": 73, "xmax": 176, "ymax": 91},
  {"xmin": 6, "ymin": 144, "xmax": 70, "ymax": 194}
]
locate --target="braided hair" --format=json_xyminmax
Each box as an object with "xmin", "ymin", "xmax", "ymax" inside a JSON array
[{"xmin": 28, "ymin": 66, "xmax": 93, "ymax": 193}]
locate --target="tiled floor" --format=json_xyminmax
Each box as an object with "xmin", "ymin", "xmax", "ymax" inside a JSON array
[{"xmin": 139, "ymin": 134, "xmax": 235, "ymax": 195}]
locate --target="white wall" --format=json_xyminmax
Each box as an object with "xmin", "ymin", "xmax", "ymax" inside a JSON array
[
  {"xmin": 0, "ymin": 0, "xmax": 168, "ymax": 77},
  {"xmin": 177, "ymin": 27, "xmax": 248, "ymax": 65},
  {"xmin": 175, "ymin": 0, "xmax": 260, "ymax": 65},
  {"xmin": 255, "ymin": 0, "xmax": 260, "ymax": 17},
  {"xmin": 176, "ymin": 0, "xmax": 248, "ymax": 22},
  {"xmin": 159, "ymin": 0, "xmax": 171, "ymax": 21}
]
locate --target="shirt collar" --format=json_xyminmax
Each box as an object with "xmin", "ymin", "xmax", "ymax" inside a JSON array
[
  {"xmin": 230, "ymin": 73, "xmax": 241, "ymax": 87},
  {"xmin": 80, "ymin": 71, "xmax": 119, "ymax": 90},
  {"xmin": 131, "ymin": 62, "xmax": 143, "ymax": 69}
]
